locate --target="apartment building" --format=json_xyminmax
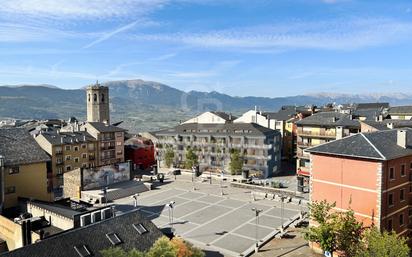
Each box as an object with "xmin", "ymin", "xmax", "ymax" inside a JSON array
[
  {"xmin": 0, "ymin": 128, "xmax": 51, "ymax": 210},
  {"xmin": 361, "ymin": 119, "xmax": 412, "ymax": 133},
  {"xmin": 296, "ymin": 112, "xmax": 360, "ymax": 191},
  {"xmin": 234, "ymin": 106, "xmax": 312, "ymax": 160},
  {"xmin": 82, "ymin": 122, "xmax": 125, "ymax": 166},
  {"xmin": 388, "ymin": 106, "xmax": 412, "ymax": 120},
  {"xmin": 183, "ymin": 111, "xmax": 236, "ymax": 124},
  {"xmin": 306, "ymin": 129, "xmax": 412, "ymax": 239},
  {"xmin": 154, "ymin": 122, "xmax": 281, "ymax": 178},
  {"xmin": 35, "ymin": 131, "xmax": 98, "ymax": 194}
]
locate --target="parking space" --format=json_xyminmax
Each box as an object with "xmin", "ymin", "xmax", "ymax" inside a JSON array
[{"xmin": 113, "ymin": 174, "xmax": 306, "ymax": 257}]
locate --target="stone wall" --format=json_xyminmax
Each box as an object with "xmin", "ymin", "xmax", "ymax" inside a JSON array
[{"xmin": 63, "ymin": 168, "xmax": 82, "ymax": 200}]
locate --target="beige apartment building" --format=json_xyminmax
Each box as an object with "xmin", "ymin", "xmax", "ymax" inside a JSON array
[
  {"xmin": 296, "ymin": 112, "xmax": 360, "ymax": 191},
  {"xmin": 82, "ymin": 122, "xmax": 125, "ymax": 166},
  {"xmin": 35, "ymin": 131, "xmax": 98, "ymax": 194}
]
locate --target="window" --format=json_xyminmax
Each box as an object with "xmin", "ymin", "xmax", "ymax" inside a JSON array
[
  {"xmin": 66, "ymin": 166, "xmax": 72, "ymax": 172},
  {"xmin": 74, "ymin": 157, "xmax": 79, "ymax": 163},
  {"xmin": 400, "ymin": 189, "xmax": 405, "ymax": 201},
  {"xmin": 82, "ymin": 163, "xmax": 88, "ymax": 168},
  {"xmin": 387, "ymin": 219, "xmax": 393, "ymax": 231},
  {"xmin": 117, "ymin": 151, "xmax": 122, "ymax": 155},
  {"xmin": 389, "ymin": 167, "xmax": 395, "ymax": 180},
  {"xmin": 81, "ymin": 144, "xmax": 86, "ymax": 149},
  {"xmin": 57, "ymin": 167, "xmax": 63, "ymax": 175},
  {"xmin": 409, "ymin": 208, "xmax": 412, "ymax": 217},
  {"xmin": 65, "ymin": 145, "xmax": 71, "ymax": 151},
  {"xmin": 401, "ymin": 164, "xmax": 406, "ymax": 177},
  {"xmin": 388, "ymin": 193, "xmax": 394, "ymax": 207},
  {"xmin": 82, "ymin": 153, "xmax": 87, "ymax": 159},
  {"xmin": 116, "ymin": 141, "xmax": 122, "ymax": 146},
  {"xmin": 410, "ymin": 162, "xmax": 412, "ymax": 170},
  {"xmin": 8, "ymin": 166, "xmax": 19, "ymax": 174},
  {"xmin": 74, "ymin": 245, "xmax": 92, "ymax": 257},
  {"xmin": 400, "ymin": 213, "xmax": 404, "ymax": 226},
  {"xmin": 74, "ymin": 146, "xmax": 79, "ymax": 152},
  {"xmin": 93, "ymin": 93, "xmax": 97, "ymax": 102},
  {"xmin": 106, "ymin": 233, "xmax": 122, "ymax": 246},
  {"xmin": 65, "ymin": 155, "xmax": 71, "ymax": 161},
  {"xmin": 88, "ymin": 94, "xmax": 90, "ymax": 102},
  {"xmin": 5, "ymin": 186, "xmax": 16, "ymax": 194},
  {"xmin": 133, "ymin": 223, "xmax": 148, "ymax": 235},
  {"xmin": 101, "ymin": 93, "xmax": 105, "ymax": 103}
]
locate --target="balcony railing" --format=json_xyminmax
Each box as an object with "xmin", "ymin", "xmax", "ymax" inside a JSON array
[{"xmin": 298, "ymin": 130, "xmax": 336, "ymax": 138}]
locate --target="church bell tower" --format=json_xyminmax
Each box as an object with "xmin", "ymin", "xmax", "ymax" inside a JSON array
[{"xmin": 86, "ymin": 81, "xmax": 110, "ymax": 123}]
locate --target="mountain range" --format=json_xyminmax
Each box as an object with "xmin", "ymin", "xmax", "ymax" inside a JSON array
[{"xmin": 1, "ymin": 79, "xmax": 412, "ymax": 132}]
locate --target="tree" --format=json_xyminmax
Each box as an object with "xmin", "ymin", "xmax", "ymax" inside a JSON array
[
  {"xmin": 184, "ymin": 148, "xmax": 198, "ymax": 169},
  {"xmin": 304, "ymin": 200, "xmax": 363, "ymax": 256},
  {"xmin": 229, "ymin": 149, "xmax": 243, "ymax": 175},
  {"xmin": 164, "ymin": 146, "xmax": 175, "ymax": 168},
  {"xmin": 101, "ymin": 237, "xmax": 204, "ymax": 257},
  {"xmin": 356, "ymin": 228, "xmax": 409, "ymax": 257},
  {"xmin": 333, "ymin": 209, "xmax": 363, "ymax": 257},
  {"xmin": 147, "ymin": 236, "xmax": 178, "ymax": 257}
]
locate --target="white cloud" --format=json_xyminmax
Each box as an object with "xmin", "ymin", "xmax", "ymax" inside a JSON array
[
  {"xmin": 130, "ymin": 18, "xmax": 412, "ymax": 51},
  {"xmin": 0, "ymin": 0, "xmax": 167, "ymax": 20}
]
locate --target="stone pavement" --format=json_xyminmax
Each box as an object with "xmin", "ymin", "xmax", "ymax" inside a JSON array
[
  {"xmin": 113, "ymin": 174, "xmax": 309, "ymax": 257},
  {"xmin": 251, "ymin": 228, "xmax": 322, "ymax": 257}
]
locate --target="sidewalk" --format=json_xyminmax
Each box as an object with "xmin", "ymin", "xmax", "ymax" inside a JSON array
[{"xmin": 251, "ymin": 228, "xmax": 322, "ymax": 257}]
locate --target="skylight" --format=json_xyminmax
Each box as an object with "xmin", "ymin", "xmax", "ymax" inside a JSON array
[
  {"xmin": 106, "ymin": 233, "xmax": 122, "ymax": 246},
  {"xmin": 133, "ymin": 223, "xmax": 148, "ymax": 235},
  {"xmin": 74, "ymin": 245, "xmax": 92, "ymax": 257}
]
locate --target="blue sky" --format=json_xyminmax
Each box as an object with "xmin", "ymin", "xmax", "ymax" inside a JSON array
[{"xmin": 1, "ymin": 0, "xmax": 412, "ymax": 97}]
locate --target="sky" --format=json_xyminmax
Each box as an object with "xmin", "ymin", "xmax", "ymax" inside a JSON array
[{"xmin": 1, "ymin": 0, "xmax": 412, "ymax": 97}]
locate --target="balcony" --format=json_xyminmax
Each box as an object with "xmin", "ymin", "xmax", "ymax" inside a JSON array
[
  {"xmin": 297, "ymin": 141, "xmax": 312, "ymax": 148},
  {"xmin": 298, "ymin": 130, "xmax": 336, "ymax": 138}
]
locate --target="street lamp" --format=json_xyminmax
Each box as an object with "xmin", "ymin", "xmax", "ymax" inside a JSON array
[
  {"xmin": 279, "ymin": 195, "xmax": 287, "ymax": 232},
  {"xmin": 251, "ymin": 207, "xmax": 263, "ymax": 253},
  {"xmin": 131, "ymin": 193, "xmax": 139, "ymax": 208},
  {"xmin": 167, "ymin": 201, "xmax": 176, "ymax": 230},
  {"xmin": 220, "ymin": 171, "xmax": 224, "ymax": 196}
]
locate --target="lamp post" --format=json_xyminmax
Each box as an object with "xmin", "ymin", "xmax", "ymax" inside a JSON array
[
  {"xmin": 279, "ymin": 195, "xmax": 286, "ymax": 232},
  {"xmin": 251, "ymin": 208, "xmax": 263, "ymax": 253},
  {"xmin": 220, "ymin": 171, "xmax": 224, "ymax": 196},
  {"xmin": 131, "ymin": 193, "xmax": 139, "ymax": 208},
  {"xmin": 168, "ymin": 201, "xmax": 176, "ymax": 231},
  {"xmin": 0, "ymin": 155, "xmax": 4, "ymax": 213}
]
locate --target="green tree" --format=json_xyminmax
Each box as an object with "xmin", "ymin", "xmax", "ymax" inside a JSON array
[
  {"xmin": 164, "ymin": 146, "xmax": 175, "ymax": 168},
  {"xmin": 304, "ymin": 200, "xmax": 363, "ymax": 256},
  {"xmin": 229, "ymin": 149, "xmax": 243, "ymax": 175},
  {"xmin": 184, "ymin": 148, "xmax": 198, "ymax": 169},
  {"xmin": 356, "ymin": 228, "xmax": 409, "ymax": 257},
  {"xmin": 147, "ymin": 236, "xmax": 178, "ymax": 257},
  {"xmin": 101, "ymin": 237, "xmax": 204, "ymax": 257},
  {"xmin": 101, "ymin": 247, "xmax": 145, "ymax": 257}
]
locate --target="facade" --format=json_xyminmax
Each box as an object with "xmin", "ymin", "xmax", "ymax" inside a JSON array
[
  {"xmin": 125, "ymin": 136, "xmax": 155, "ymax": 170},
  {"xmin": 82, "ymin": 122, "xmax": 126, "ymax": 166},
  {"xmin": 35, "ymin": 131, "xmax": 98, "ymax": 194},
  {"xmin": 388, "ymin": 106, "xmax": 412, "ymax": 120},
  {"xmin": 296, "ymin": 112, "xmax": 361, "ymax": 191},
  {"xmin": 234, "ymin": 106, "xmax": 312, "ymax": 160},
  {"xmin": 307, "ymin": 129, "xmax": 412, "ymax": 239},
  {"xmin": 0, "ymin": 128, "xmax": 52, "ymax": 210},
  {"xmin": 183, "ymin": 111, "xmax": 236, "ymax": 124},
  {"xmin": 86, "ymin": 82, "xmax": 110, "ymax": 124},
  {"xmin": 154, "ymin": 122, "xmax": 281, "ymax": 178}
]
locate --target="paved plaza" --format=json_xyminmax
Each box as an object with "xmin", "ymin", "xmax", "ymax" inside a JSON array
[{"xmin": 113, "ymin": 174, "xmax": 307, "ymax": 257}]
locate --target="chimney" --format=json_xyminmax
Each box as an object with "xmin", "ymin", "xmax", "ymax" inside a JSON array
[
  {"xmin": 336, "ymin": 126, "xmax": 344, "ymax": 140},
  {"xmin": 387, "ymin": 123, "xmax": 394, "ymax": 129},
  {"xmin": 397, "ymin": 130, "xmax": 408, "ymax": 148},
  {"xmin": 61, "ymin": 137, "xmax": 64, "ymax": 144},
  {"xmin": 332, "ymin": 117, "xmax": 337, "ymax": 122}
]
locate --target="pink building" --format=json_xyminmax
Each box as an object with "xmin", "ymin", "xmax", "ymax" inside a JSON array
[{"xmin": 307, "ymin": 128, "xmax": 412, "ymax": 238}]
